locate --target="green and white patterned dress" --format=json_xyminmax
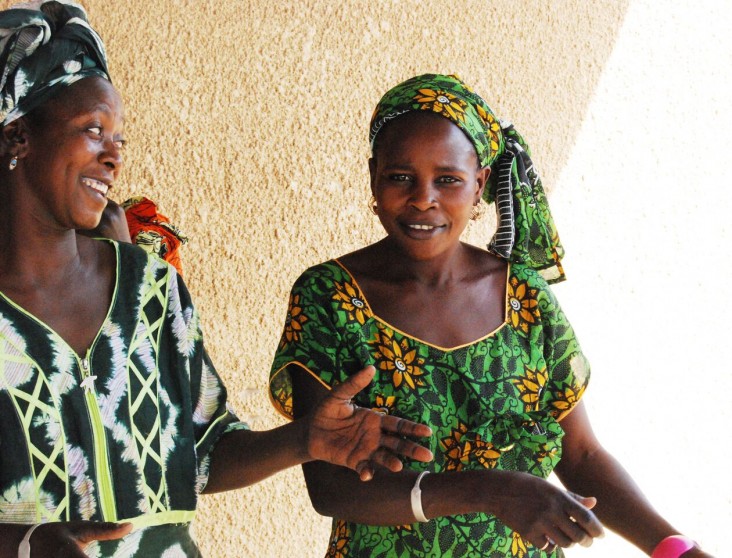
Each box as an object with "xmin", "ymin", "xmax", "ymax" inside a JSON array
[
  {"xmin": 270, "ymin": 260, "xmax": 590, "ymax": 558},
  {"xmin": 0, "ymin": 240, "xmax": 247, "ymax": 557}
]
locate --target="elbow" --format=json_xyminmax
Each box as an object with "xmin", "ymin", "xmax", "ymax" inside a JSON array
[{"xmin": 303, "ymin": 463, "xmax": 341, "ymax": 518}]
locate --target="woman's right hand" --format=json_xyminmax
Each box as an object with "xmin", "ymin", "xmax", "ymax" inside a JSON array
[
  {"xmin": 490, "ymin": 470, "xmax": 605, "ymax": 551},
  {"xmin": 27, "ymin": 521, "xmax": 132, "ymax": 557}
]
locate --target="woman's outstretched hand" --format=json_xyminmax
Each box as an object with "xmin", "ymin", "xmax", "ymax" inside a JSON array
[
  {"xmin": 26, "ymin": 521, "xmax": 131, "ymax": 557},
  {"xmin": 306, "ymin": 365, "xmax": 433, "ymax": 481}
]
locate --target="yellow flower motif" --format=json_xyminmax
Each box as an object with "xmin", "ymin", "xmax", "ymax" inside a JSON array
[
  {"xmin": 333, "ymin": 281, "xmax": 371, "ymax": 325},
  {"xmin": 275, "ymin": 390, "xmax": 293, "ymax": 417},
  {"xmin": 372, "ymin": 327, "xmax": 425, "ymax": 390},
  {"xmin": 440, "ymin": 422, "xmax": 502, "ymax": 470},
  {"xmin": 511, "ymin": 365, "xmax": 548, "ymax": 412},
  {"xmin": 463, "ymin": 438, "xmax": 501, "ymax": 469},
  {"xmin": 280, "ymin": 293, "xmax": 308, "ymax": 348},
  {"xmin": 507, "ymin": 276, "xmax": 540, "ymax": 334},
  {"xmin": 511, "ymin": 531, "xmax": 528, "ymax": 557},
  {"xmin": 440, "ymin": 422, "xmax": 468, "ymax": 471},
  {"xmin": 414, "ymin": 88, "xmax": 467, "ymax": 122},
  {"xmin": 536, "ymin": 446, "xmax": 559, "ymax": 464},
  {"xmin": 475, "ymin": 103, "xmax": 501, "ymax": 156},
  {"xmin": 372, "ymin": 394, "xmax": 396, "ymax": 415},
  {"xmin": 326, "ymin": 520, "xmax": 350, "ymax": 558},
  {"xmin": 550, "ymin": 384, "xmax": 586, "ymax": 421}
]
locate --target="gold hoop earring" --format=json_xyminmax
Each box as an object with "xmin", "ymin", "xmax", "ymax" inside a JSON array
[
  {"xmin": 368, "ymin": 196, "xmax": 378, "ymax": 215},
  {"xmin": 470, "ymin": 200, "xmax": 486, "ymax": 221}
]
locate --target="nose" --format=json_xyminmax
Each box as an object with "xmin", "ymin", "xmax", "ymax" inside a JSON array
[
  {"xmin": 99, "ymin": 137, "xmax": 123, "ymax": 173},
  {"xmin": 409, "ymin": 179, "xmax": 436, "ymax": 211}
]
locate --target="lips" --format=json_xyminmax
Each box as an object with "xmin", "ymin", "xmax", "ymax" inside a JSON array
[
  {"xmin": 82, "ymin": 177, "xmax": 111, "ymax": 196},
  {"xmin": 400, "ymin": 221, "xmax": 445, "ymax": 237}
]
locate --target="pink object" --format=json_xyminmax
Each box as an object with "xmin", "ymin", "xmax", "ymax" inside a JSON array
[{"xmin": 651, "ymin": 535, "xmax": 697, "ymax": 558}]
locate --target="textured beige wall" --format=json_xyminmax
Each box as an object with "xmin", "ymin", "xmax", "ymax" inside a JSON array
[{"xmin": 5, "ymin": 0, "xmax": 729, "ymax": 556}]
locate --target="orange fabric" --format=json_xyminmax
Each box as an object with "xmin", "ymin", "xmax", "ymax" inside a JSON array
[{"xmin": 122, "ymin": 197, "xmax": 188, "ymax": 276}]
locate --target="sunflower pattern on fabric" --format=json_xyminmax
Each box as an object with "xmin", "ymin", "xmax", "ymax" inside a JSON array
[
  {"xmin": 327, "ymin": 520, "xmax": 351, "ymax": 558},
  {"xmin": 372, "ymin": 325, "xmax": 426, "ymax": 391},
  {"xmin": 0, "ymin": 241, "xmax": 247, "ymax": 557},
  {"xmin": 269, "ymin": 260, "xmax": 589, "ymax": 558},
  {"xmin": 507, "ymin": 276, "xmax": 540, "ymax": 335}
]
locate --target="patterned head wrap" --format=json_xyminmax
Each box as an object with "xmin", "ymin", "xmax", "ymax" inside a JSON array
[
  {"xmin": 369, "ymin": 73, "xmax": 565, "ymax": 283},
  {"xmin": 0, "ymin": 0, "xmax": 109, "ymax": 126}
]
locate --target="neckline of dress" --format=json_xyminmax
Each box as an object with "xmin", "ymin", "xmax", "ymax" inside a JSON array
[
  {"xmin": 0, "ymin": 239, "xmax": 121, "ymax": 362},
  {"xmin": 331, "ymin": 258, "xmax": 511, "ymax": 352}
]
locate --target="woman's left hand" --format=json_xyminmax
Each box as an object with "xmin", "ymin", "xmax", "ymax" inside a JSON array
[{"xmin": 306, "ymin": 365, "xmax": 433, "ymax": 481}]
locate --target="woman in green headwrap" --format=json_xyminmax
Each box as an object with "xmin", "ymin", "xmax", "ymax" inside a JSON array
[
  {"xmin": 0, "ymin": 3, "xmax": 434, "ymax": 558},
  {"xmin": 269, "ymin": 74, "xmax": 712, "ymax": 557}
]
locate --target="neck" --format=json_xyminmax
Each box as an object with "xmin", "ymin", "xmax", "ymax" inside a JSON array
[
  {"xmin": 0, "ymin": 188, "xmax": 85, "ymax": 292},
  {"xmin": 377, "ymin": 238, "xmax": 469, "ymax": 288}
]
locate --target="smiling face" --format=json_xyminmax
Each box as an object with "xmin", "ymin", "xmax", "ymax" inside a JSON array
[
  {"xmin": 370, "ymin": 112, "xmax": 490, "ymax": 262},
  {"xmin": 15, "ymin": 77, "xmax": 125, "ymax": 231}
]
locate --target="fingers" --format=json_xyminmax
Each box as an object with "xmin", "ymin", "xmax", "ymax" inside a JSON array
[
  {"xmin": 537, "ymin": 498, "xmax": 603, "ymax": 550},
  {"xmin": 570, "ymin": 492, "xmax": 597, "ymax": 510},
  {"xmin": 564, "ymin": 497, "xmax": 605, "ymax": 541},
  {"xmin": 356, "ymin": 463, "xmax": 375, "ymax": 482},
  {"xmin": 376, "ymin": 430, "xmax": 433, "ymax": 464},
  {"xmin": 74, "ymin": 522, "xmax": 133, "ymax": 544},
  {"xmin": 380, "ymin": 413, "xmax": 432, "ymax": 439},
  {"xmin": 329, "ymin": 365, "xmax": 376, "ymax": 401}
]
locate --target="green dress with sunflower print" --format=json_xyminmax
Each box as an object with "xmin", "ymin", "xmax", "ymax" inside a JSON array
[
  {"xmin": 269, "ymin": 260, "xmax": 590, "ymax": 558},
  {"xmin": 0, "ymin": 240, "xmax": 247, "ymax": 557}
]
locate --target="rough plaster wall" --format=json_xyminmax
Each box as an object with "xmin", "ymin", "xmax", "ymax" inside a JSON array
[{"xmin": 3, "ymin": 0, "xmax": 728, "ymax": 555}]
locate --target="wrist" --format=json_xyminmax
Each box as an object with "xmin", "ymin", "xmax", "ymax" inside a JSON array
[
  {"xmin": 651, "ymin": 535, "xmax": 697, "ymax": 558},
  {"xmin": 18, "ymin": 523, "xmax": 43, "ymax": 558},
  {"xmin": 294, "ymin": 415, "xmax": 315, "ymax": 464}
]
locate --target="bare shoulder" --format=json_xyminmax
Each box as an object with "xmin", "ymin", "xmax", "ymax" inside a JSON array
[
  {"xmin": 460, "ymin": 242, "xmax": 507, "ymax": 281},
  {"xmin": 336, "ymin": 241, "xmax": 388, "ymax": 280}
]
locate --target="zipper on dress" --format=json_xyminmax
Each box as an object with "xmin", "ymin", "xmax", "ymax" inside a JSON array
[{"xmin": 77, "ymin": 351, "xmax": 118, "ymax": 521}]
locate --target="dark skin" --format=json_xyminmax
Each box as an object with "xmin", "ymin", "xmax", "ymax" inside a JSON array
[
  {"xmin": 291, "ymin": 112, "xmax": 713, "ymax": 556},
  {"xmin": 0, "ymin": 78, "xmax": 433, "ymax": 557}
]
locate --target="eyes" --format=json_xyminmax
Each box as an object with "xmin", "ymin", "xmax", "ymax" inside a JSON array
[
  {"xmin": 387, "ymin": 174, "xmax": 461, "ymax": 185},
  {"xmin": 87, "ymin": 125, "xmax": 126, "ymax": 149}
]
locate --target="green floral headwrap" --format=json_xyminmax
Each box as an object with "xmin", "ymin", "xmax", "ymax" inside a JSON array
[
  {"xmin": 0, "ymin": 0, "xmax": 109, "ymax": 126},
  {"xmin": 369, "ymin": 73, "xmax": 565, "ymax": 283}
]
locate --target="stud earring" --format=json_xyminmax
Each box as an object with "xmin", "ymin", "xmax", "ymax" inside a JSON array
[
  {"xmin": 368, "ymin": 196, "xmax": 378, "ymax": 215},
  {"xmin": 8, "ymin": 156, "xmax": 17, "ymax": 171}
]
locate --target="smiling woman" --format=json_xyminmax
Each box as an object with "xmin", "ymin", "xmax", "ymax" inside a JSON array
[
  {"xmin": 0, "ymin": 3, "xmax": 433, "ymax": 558},
  {"xmin": 268, "ymin": 73, "xmax": 714, "ymax": 558},
  {"xmin": 11, "ymin": 77, "xmax": 124, "ymax": 233}
]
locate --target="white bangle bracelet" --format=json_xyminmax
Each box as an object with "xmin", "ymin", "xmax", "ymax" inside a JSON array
[
  {"xmin": 410, "ymin": 471, "xmax": 430, "ymax": 523},
  {"xmin": 18, "ymin": 523, "xmax": 42, "ymax": 558}
]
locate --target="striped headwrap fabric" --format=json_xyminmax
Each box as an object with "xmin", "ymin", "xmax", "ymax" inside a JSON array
[
  {"xmin": 0, "ymin": 0, "xmax": 109, "ymax": 126},
  {"xmin": 369, "ymin": 73, "xmax": 566, "ymax": 283}
]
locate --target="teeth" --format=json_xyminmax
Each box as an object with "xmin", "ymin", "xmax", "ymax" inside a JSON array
[
  {"xmin": 408, "ymin": 224, "xmax": 435, "ymax": 230},
  {"xmin": 82, "ymin": 178, "xmax": 109, "ymax": 195}
]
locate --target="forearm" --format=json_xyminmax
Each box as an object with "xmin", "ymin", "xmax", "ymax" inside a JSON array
[
  {"xmin": 203, "ymin": 420, "xmax": 310, "ymax": 493},
  {"xmin": 0, "ymin": 524, "xmax": 32, "ymax": 558},
  {"xmin": 555, "ymin": 445, "xmax": 677, "ymax": 554},
  {"xmin": 305, "ymin": 462, "xmax": 525, "ymax": 526}
]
